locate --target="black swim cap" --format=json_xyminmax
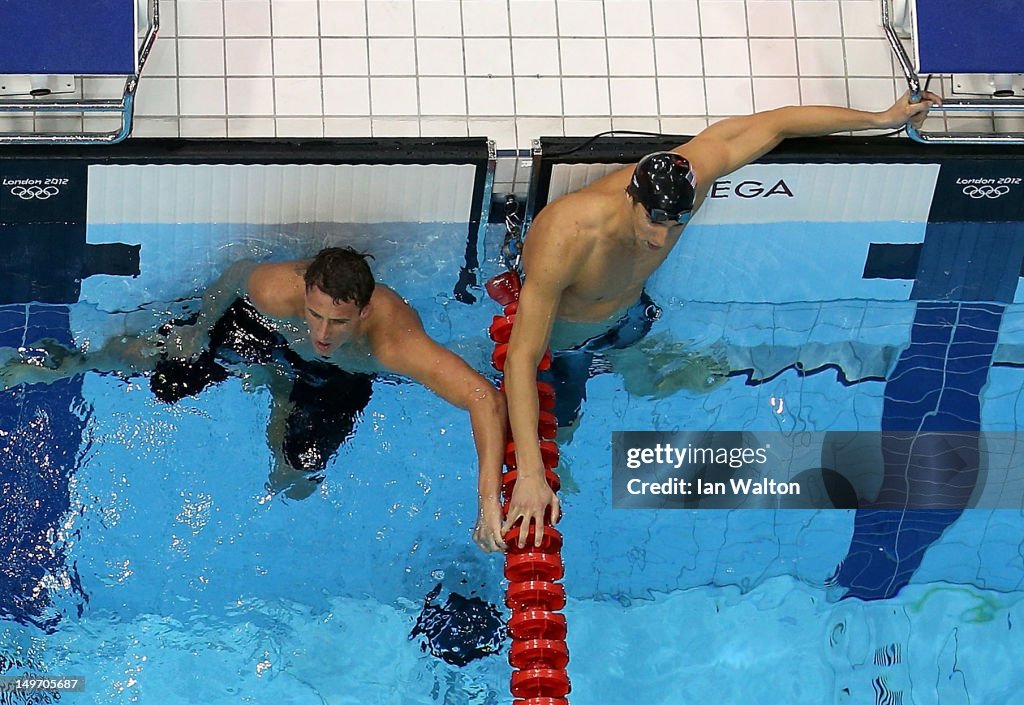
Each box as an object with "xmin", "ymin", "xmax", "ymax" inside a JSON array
[{"xmin": 629, "ymin": 152, "xmax": 697, "ymax": 217}]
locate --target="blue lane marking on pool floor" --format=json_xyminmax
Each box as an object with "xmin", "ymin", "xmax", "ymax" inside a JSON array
[{"xmin": 837, "ymin": 214, "xmax": 1021, "ymax": 600}]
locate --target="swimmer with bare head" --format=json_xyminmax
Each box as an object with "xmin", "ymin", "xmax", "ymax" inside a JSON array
[{"xmin": 3, "ymin": 248, "xmax": 510, "ymax": 553}]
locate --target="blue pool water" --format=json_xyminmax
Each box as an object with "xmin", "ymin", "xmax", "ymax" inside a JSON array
[{"xmin": 3, "ymin": 204, "xmax": 1024, "ymax": 704}]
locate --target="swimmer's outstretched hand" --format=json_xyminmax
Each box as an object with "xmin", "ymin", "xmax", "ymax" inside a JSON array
[
  {"xmin": 472, "ymin": 495, "xmax": 508, "ymax": 553},
  {"xmin": 0, "ymin": 340, "xmax": 86, "ymax": 389},
  {"xmin": 881, "ymin": 90, "xmax": 942, "ymax": 130},
  {"xmin": 0, "ymin": 354, "xmax": 63, "ymax": 389},
  {"xmin": 501, "ymin": 469, "xmax": 560, "ymax": 550}
]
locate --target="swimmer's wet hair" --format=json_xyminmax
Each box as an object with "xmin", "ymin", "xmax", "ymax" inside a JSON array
[{"xmin": 303, "ymin": 247, "xmax": 376, "ymax": 309}]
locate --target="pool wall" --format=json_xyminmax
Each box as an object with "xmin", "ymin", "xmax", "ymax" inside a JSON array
[{"xmin": 0, "ymin": 138, "xmax": 492, "ymax": 308}]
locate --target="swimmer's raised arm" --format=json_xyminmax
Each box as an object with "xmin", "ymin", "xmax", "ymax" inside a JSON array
[
  {"xmin": 683, "ymin": 90, "xmax": 942, "ymax": 186},
  {"xmin": 368, "ymin": 289, "xmax": 509, "ymax": 553}
]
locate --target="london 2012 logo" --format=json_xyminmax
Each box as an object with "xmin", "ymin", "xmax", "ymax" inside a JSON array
[
  {"xmin": 957, "ymin": 176, "xmax": 1020, "ymax": 199},
  {"xmin": 10, "ymin": 185, "xmax": 59, "ymax": 200},
  {"xmin": 3, "ymin": 177, "xmax": 68, "ymax": 200}
]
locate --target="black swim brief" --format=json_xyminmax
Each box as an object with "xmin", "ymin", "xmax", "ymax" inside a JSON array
[
  {"xmin": 156, "ymin": 298, "xmax": 373, "ymax": 473},
  {"xmin": 570, "ymin": 291, "xmax": 662, "ymax": 354}
]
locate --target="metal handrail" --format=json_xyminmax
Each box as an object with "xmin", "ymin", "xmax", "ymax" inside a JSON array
[
  {"xmin": 882, "ymin": 0, "xmax": 1024, "ymax": 144},
  {"xmin": 0, "ymin": 0, "xmax": 159, "ymax": 144}
]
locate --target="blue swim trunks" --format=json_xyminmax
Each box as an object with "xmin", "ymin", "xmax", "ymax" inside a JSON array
[{"xmin": 542, "ymin": 291, "xmax": 662, "ymax": 427}]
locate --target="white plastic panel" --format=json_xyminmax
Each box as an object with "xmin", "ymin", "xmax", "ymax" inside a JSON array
[{"xmin": 87, "ymin": 163, "xmax": 478, "ymax": 225}]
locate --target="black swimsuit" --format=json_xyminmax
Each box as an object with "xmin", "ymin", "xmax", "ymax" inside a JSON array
[
  {"xmin": 209, "ymin": 298, "xmax": 373, "ymax": 472},
  {"xmin": 152, "ymin": 297, "xmax": 373, "ymax": 473}
]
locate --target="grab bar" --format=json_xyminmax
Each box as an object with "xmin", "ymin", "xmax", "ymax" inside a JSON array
[
  {"xmin": 0, "ymin": 0, "xmax": 159, "ymax": 144},
  {"xmin": 882, "ymin": 0, "xmax": 1024, "ymax": 144}
]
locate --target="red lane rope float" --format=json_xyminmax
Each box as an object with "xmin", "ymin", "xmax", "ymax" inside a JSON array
[
  {"xmin": 508, "ymin": 610, "xmax": 568, "ymax": 641},
  {"xmin": 506, "ymin": 581, "xmax": 566, "ymax": 612},
  {"xmin": 510, "ymin": 640, "xmax": 570, "ymax": 670},
  {"xmin": 534, "ymin": 381, "xmax": 556, "ymax": 410},
  {"xmin": 511, "ymin": 669, "xmax": 572, "ymax": 699},
  {"xmin": 486, "ymin": 270, "xmax": 571, "ymax": 703},
  {"xmin": 505, "ymin": 553, "xmax": 564, "ymax": 583}
]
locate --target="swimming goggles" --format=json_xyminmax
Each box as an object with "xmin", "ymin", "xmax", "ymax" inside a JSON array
[{"xmin": 646, "ymin": 208, "xmax": 693, "ymax": 226}]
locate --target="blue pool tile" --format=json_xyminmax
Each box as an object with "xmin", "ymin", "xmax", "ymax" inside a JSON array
[
  {"xmin": 834, "ymin": 508, "xmax": 963, "ymax": 600},
  {"xmin": 24, "ymin": 305, "xmax": 73, "ymax": 346},
  {"xmin": 913, "ymin": 222, "xmax": 1024, "ymax": 303},
  {"xmin": 0, "ymin": 305, "xmax": 27, "ymax": 348}
]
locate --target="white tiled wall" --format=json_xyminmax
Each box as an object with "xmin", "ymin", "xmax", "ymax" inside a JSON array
[
  {"xmin": 4, "ymin": 1, "xmax": 968, "ymax": 194},
  {"xmin": 138, "ymin": 0, "xmax": 909, "ymax": 139}
]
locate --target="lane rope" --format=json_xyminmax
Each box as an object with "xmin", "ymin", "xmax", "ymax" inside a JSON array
[{"xmin": 486, "ymin": 270, "xmax": 571, "ymax": 705}]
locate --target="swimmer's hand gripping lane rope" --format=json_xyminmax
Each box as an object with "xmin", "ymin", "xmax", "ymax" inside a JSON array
[{"xmin": 486, "ymin": 271, "xmax": 572, "ymax": 705}]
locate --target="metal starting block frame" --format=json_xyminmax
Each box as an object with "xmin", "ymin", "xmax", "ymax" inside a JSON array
[
  {"xmin": 883, "ymin": 0, "xmax": 1024, "ymax": 144},
  {"xmin": 0, "ymin": 0, "xmax": 159, "ymax": 144}
]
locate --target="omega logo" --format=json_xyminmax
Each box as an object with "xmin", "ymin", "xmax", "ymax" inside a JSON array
[{"xmin": 709, "ymin": 179, "xmax": 795, "ymax": 199}]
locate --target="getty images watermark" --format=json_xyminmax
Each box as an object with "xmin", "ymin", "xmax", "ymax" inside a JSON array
[
  {"xmin": 612, "ymin": 430, "xmax": 1024, "ymax": 510},
  {"xmin": 613, "ymin": 432, "xmax": 802, "ymax": 509},
  {"xmin": 623, "ymin": 442, "xmax": 793, "ymax": 497}
]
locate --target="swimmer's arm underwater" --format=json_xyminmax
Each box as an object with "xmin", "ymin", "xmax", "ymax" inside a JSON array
[
  {"xmin": 0, "ymin": 335, "xmax": 163, "ymax": 389},
  {"xmin": 369, "ymin": 294, "xmax": 509, "ymax": 553},
  {"xmin": 166, "ymin": 260, "xmax": 260, "ymax": 359},
  {"xmin": 0, "ymin": 340, "xmax": 89, "ymax": 388}
]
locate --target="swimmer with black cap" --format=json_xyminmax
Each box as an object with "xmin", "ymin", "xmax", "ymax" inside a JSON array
[
  {"xmin": 501, "ymin": 89, "xmax": 942, "ymax": 549},
  {"xmin": 628, "ymin": 151, "xmax": 698, "ymax": 231}
]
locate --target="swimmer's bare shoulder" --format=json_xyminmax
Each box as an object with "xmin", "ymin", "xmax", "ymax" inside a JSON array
[
  {"xmin": 361, "ymin": 285, "xmax": 428, "ymax": 366},
  {"xmin": 525, "ymin": 187, "xmax": 622, "ymax": 271},
  {"xmin": 247, "ymin": 260, "xmax": 306, "ymax": 318},
  {"xmin": 362, "ymin": 284, "xmax": 413, "ymax": 338}
]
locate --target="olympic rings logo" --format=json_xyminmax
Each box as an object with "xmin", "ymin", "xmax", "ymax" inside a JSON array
[
  {"xmin": 962, "ymin": 184, "xmax": 1010, "ymax": 199},
  {"xmin": 9, "ymin": 185, "xmax": 60, "ymax": 200}
]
